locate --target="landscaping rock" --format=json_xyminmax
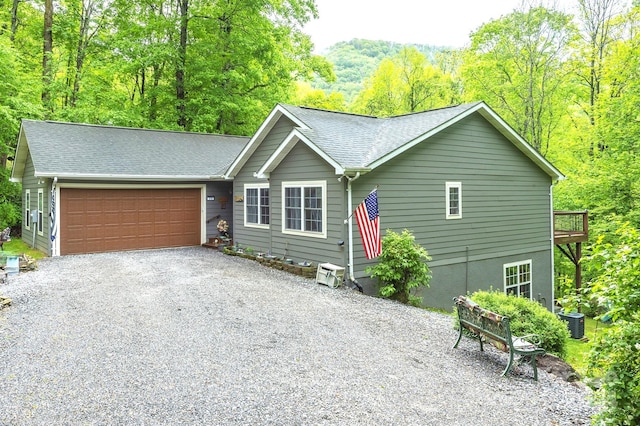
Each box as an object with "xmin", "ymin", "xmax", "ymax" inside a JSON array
[{"xmin": 538, "ymin": 354, "xmax": 581, "ymax": 382}]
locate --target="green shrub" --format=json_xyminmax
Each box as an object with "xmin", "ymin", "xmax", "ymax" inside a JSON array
[
  {"xmin": 366, "ymin": 229, "xmax": 431, "ymax": 306},
  {"xmin": 588, "ymin": 321, "xmax": 640, "ymax": 425},
  {"xmin": 583, "ymin": 222, "xmax": 640, "ymax": 424},
  {"xmin": 468, "ymin": 290, "xmax": 570, "ymax": 358}
]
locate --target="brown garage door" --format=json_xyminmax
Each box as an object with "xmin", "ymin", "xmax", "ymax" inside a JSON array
[{"xmin": 60, "ymin": 188, "xmax": 201, "ymax": 255}]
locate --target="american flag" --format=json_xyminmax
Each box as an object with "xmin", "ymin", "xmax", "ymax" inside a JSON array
[{"xmin": 355, "ymin": 189, "xmax": 381, "ymax": 259}]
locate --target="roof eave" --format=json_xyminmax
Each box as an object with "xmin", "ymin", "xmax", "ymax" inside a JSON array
[
  {"xmin": 367, "ymin": 103, "xmax": 485, "ymax": 170},
  {"xmin": 342, "ymin": 167, "xmax": 372, "ymax": 176},
  {"xmin": 33, "ymin": 172, "xmax": 221, "ymax": 181},
  {"xmin": 366, "ymin": 102, "xmax": 565, "ymax": 181},
  {"xmin": 10, "ymin": 123, "xmax": 28, "ymax": 182},
  {"xmin": 255, "ymin": 129, "xmax": 346, "ymax": 178},
  {"xmin": 476, "ymin": 106, "xmax": 565, "ymax": 181},
  {"xmin": 225, "ymin": 104, "xmax": 309, "ymax": 178}
]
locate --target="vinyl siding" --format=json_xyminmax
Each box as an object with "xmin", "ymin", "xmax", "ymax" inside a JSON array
[
  {"xmin": 232, "ymin": 117, "xmax": 347, "ymax": 267},
  {"xmin": 22, "ymin": 152, "xmax": 52, "ymax": 255},
  {"xmin": 351, "ymin": 113, "xmax": 554, "ymax": 310},
  {"xmin": 232, "ymin": 118, "xmax": 294, "ymax": 253},
  {"xmin": 205, "ymin": 181, "xmax": 233, "ymax": 239},
  {"xmin": 268, "ymin": 143, "xmax": 346, "ymax": 266}
]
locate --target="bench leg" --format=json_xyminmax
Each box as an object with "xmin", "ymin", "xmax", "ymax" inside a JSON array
[
  {"xmin": 502, "ymin": 350, "xmax": 515, "ymax": 377},
  {"xmin": 453, "ymin": 326, "xmax": 463, "ymax": 349},
  {"xmin": 530, "ymin": 355, "xmax": 539, "ymax": 381}
]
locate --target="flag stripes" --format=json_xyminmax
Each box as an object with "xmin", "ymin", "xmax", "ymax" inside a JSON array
[{"xmin": 354, "ymin": 189, "xmax": 381, "ymax": 259}]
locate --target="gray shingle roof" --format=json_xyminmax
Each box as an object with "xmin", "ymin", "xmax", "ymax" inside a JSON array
[
  {"xmin": 279, "ymin": 102, "xmax": 483, "ymax": 168},
  {"xmin": 18, "ymin": 120, "xmax": 249, "ymax": 180}
]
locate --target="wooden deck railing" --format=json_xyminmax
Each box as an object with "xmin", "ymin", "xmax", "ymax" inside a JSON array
[{"xmin": 554, "ymin": 211, "xmax": 588, "ymax": 244}]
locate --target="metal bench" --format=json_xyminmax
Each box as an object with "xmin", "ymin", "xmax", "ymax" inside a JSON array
[
  {"xmin": 453, "ymin": 295, "xmax": 546, "ymax": 380},
  {"xmin": 0, "ymin": 227, "xmax": 10, "ymax": 251}
]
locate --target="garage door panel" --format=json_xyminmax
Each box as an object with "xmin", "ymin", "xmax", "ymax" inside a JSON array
[{"xmin": 60, "ymin": 188, "xmax": 201, "ymax": 255}]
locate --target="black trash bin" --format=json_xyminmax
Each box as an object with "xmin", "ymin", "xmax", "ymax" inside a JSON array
[{"xmin": 559, "ymin": 312, "xmax": 585, "ymax": 339}]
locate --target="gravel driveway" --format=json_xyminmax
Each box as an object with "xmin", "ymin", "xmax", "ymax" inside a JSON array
[{"xmin": 0, "ymin": 247, "xmax": 595, "ymax": 425}]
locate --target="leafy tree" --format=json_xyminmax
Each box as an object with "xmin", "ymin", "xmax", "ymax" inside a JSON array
[
  {"xmin": 584, "ymin": 221, "xmax": 640, "ymax": 425},
  {"xmin": 574, "ymin": 0, "xmax": 626, "ymax": 134},
  {"xmin": 585, "ymin": 222, "xmax": 640, "ymax": 322},
  {"xmin": 557, "ymin": 7, "xmax": 640, "ymax": 229},
  {"xmin": 0, "ymin": 27, "xmax": 40, "ymax": 229},
  {"xmin": 0, "ymin": 167, "xmax": 21, "ymax": 230},
  {"xmin": 313, "ymin": 39, "xmax": 449, "ymax": 103},
  {"xmin": 352, "ymin": 47, "xmax": 457, "ymax": 116},
  {"xmin": 366, "ymin": 229, "xmax": 431, "ymax": 306},
  {"xmin": 461, "ymin": 5, "xmax": 577, "ymax": 154},
  {"xmin": 291, "ymin": 82, "xmax": 346, "ymax": 111}
]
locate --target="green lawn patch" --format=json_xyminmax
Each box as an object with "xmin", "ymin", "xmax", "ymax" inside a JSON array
[
  {"xmin": 564, "ymin": 316, "xmax": 610, "ymax": 376},
  {"xmin": 1, "ymin": 238, "xmax": 46, "ymax": 260}
]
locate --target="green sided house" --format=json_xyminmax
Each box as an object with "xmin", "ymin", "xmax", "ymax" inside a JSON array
[
  {"xmin": 226, "ymin": 101, "xmax": 565, "ymax": 311},
  {"xmin": 11, "ymin": 120, "xmax": 248, "ymax": 256}
]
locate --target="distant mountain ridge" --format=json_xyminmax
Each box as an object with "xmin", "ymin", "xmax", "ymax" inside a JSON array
[{"xmin": 311, "ymin": 39, "xmax": 451, "ymax": 102}]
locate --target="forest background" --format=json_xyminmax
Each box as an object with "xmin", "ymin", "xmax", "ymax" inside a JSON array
[{"xmin": 2, "ymin": 0, "xmax": 640, "ymax": 420}]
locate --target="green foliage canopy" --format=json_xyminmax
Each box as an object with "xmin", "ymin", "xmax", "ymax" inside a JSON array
[{"xmin": 461, "ymin": 6, "xmax": 578, "ymax": 154}]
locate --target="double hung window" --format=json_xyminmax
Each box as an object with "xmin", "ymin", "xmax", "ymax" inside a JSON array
[
  {"xmin": 245, "ymin": 184, "xmax": 269, "ymax": 227},
  {"xmin": 37, "ymin": 189, "xmax": 44, "ymax": 235},
  {"xmin": 25, "ymin": 190, "xmax": 31, "ymax": 230},
  {"xmin": 282, "ymin": 181, "xmax": 326, "ymax": 238}
]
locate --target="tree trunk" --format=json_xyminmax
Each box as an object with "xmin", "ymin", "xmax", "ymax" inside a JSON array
[
  {"xmin": 176, "ymin": 0, "xmax": 188, "ymax": 129},
  {"xmin": 10, "ymin": 0, "xmax": 20, "ymax": 42},
  {"xmin": 70, "ymin": 0, "xmax": 95, "ymax": 108},
  {"xmin": 42, "ymin": 0, "xmax": 54, "ymax": 114}
]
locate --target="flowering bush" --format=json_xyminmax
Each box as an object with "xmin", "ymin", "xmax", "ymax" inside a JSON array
[{"xmin": 217, "ymin": 219, "xmax": 229, "ymax": 237}]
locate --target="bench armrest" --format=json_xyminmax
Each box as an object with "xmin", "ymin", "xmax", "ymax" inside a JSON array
[{"xmin": 517, "ymin": 334, "xmax": 542, "ymax": 346}]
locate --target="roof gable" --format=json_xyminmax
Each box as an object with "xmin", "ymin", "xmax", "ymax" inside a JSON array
[
  {"xmin": 255, "ymin": 129, "xmax": 345, "ymax": 178},
  {"xmin": 11, "ymin": 120, "xmax": 249, "ymax": 182},
  {"xmin": 229, "ymin": 102, "xmax": 564, "ymax": 181},
  {"xmin": 225, "ymin": 105, "xmax": 309, "ymax": 178}
]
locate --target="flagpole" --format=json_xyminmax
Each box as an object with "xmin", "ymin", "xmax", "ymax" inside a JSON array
[{"xmin": 343, "ymin": 185, "xmax": 378, "ymax": 224}]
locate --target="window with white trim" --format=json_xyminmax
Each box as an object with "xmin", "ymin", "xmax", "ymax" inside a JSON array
[
  {"xmin": 25, "ymin": 189, "xmax": 31, "ymax": 230},
  {"xmin": 37, "ymin": 189, "xmax": 44, "ymax": 235},
  {"xmin": 282, "ymin": 181, "xmax": 326, "ymax": 238},
  {"xmin": 446, "ymin": 182, "xmax": 462, "ymax": 219},
  {"xmin": 504, "ymin": 260, "xmax": 532, "ymax": 299},
  {"xmin": 245, "ymin": 184, "xmax": 270, "ymax": 227}
]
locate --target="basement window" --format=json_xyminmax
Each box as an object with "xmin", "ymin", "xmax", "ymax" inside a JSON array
[{"xmin": 504, "ymin": 260, "xmax": 532, "ymax": 299}]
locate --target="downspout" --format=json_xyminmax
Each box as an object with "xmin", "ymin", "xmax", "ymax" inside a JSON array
[
  {"xmin": 52, "ymin": 177, "xmax": 58, "ymax": 257},
  {"xmin": 549, "ymin": 184, "xmax": 555, "ymax": 313},
  {"xmin": 344, "ymin": 172, "xmax": 363, "ymax": 292}
]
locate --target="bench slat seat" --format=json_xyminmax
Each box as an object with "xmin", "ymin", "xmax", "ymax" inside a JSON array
[{"xmin": 453, "ymin": 295, "xmax": 546, "ymax": 380}]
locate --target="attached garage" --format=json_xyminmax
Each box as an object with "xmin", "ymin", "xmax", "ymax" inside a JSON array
[
  {"xmin": 60, "ymin": 187, "xmax": 202, "ymax": 255},
  {"xmin": 11, "ymin": 120, "xmax": 249, "ymax": 256}
]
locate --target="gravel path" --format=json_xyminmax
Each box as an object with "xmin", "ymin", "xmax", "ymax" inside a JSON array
[{"xmin": 0, "ymin": 247, "xmax": 595, "ymax": 425}]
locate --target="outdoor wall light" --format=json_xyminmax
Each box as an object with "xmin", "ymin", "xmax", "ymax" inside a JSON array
[{"xmin": 337, "ymin": 240, "xmax": 344, "ymax": 246}]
